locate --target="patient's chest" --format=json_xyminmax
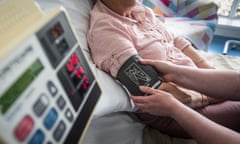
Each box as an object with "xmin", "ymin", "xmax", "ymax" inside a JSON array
[{"xmin": 129, "ymin": 21, "xmax": 195, "ymax": 67}]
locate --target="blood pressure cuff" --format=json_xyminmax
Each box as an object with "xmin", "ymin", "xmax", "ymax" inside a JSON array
[{"xmin": 117, "ymin": 55, "xmax": 163, "ymax": 96}]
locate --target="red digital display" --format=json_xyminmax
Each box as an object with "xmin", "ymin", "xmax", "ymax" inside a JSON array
[
  {"xmin": 75, "ymin": 67, "xmax": 85, "ymax": 79},
  {"xmin": 66, "ymin": 53, "xmax": 79, "ymax": 73},
  {"xmin": 65, "ymin": 53, "xmax": 91, "ymax": 93},
  {"xmin": 82, "ymin": 77, "xmax": 90, "ymax": 90}
]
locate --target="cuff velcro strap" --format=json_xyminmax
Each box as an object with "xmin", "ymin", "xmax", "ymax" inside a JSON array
[{"xmin": 117, "ymin": 55, "xmax": 163, "ymax": 96}]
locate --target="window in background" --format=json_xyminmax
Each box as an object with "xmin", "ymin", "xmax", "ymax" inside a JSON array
[
  {"xmin": 236, "ymin": 2, "xmax": 240, "ymax": 16},
  {"xmin": 215, "ymin": 0, "xmax": 235, "ymax": 17},
  {"xmin": 214, "ymin": 0, "xmax": 240, "ymax": 38},
  {"xmin": 212, "ymin": 0, "xmax": 240, "ymax": 55},
  {"xmin": 214, "ymin": 0, "xmax": 240, "ymax": 24},
  {"xmin": 216, "ymin": 0, "xmax": 233, "ymax": 16}
]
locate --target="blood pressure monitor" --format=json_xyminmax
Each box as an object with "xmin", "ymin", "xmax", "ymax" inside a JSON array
[{"xmin": 0, "ymin": 1, "xmax": 101, "ymax": 144}]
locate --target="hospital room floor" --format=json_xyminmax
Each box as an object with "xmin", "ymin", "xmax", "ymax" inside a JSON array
[{"xmin": 208, "ymin": 35, "xmax": 240, "ymax": 56}]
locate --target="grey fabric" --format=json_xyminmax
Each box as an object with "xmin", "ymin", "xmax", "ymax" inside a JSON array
[{"xmin": 143, "ymin": 126, "xmax": 197, "ymax": 144}]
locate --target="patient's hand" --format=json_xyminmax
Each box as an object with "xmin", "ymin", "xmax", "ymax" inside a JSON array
[
  {"xmin": 178, "ymin": 87, "xmax": 208, "ymax": 108},
  {"xmin": 158, "ymin": 82, "xmax": 191, "ymax": 105},
  {"xmin": 158, "ymin": 82, "xmax": 214, "ymax": 109}
]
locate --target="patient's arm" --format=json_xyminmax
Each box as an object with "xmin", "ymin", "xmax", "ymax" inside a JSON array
[
  {"xmin": 182, "ymin": 45, "xmax": 224, "ymax": 105},
  {"xmin": 182, "ymin": 45, "xmax": 214, "ymax": 69}
]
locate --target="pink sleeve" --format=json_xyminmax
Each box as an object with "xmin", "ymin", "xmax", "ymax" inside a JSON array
[
  {"xmin": 87, "ymin": 19, "xmax": 138, "ymax": 78},
  {"xmin": 174, "ymin": 36, "xmax": 192, "ymax": 50}
]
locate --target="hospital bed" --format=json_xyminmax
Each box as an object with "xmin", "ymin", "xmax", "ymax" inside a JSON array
[{"xmin": 35, "ymin": 0, "xmax": 240, "ymax": 144}]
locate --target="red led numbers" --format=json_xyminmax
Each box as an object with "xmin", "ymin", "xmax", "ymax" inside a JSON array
[
  {"xmin": 82, "ymin": 77, "xmax": 90, "ymax": 90},
  {"xmin": 66, "ymin": 53, "xmax": 79, "ymax": 73},
  {"xmin": 71, "ymin": 53, "xmax": 79, "ymax": 65},
  {"xmin": 75, "ymin": 67, "xmax": 85, "ymax": 79}
]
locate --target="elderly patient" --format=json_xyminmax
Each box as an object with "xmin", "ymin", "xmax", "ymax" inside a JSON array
[{"xmin": 87, "ymin": 0, "xmax": 240, "ymax": 138}]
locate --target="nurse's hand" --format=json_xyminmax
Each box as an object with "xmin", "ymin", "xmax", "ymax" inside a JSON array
[
  {"xmin": 139, "ymin": 59, "xmax": 176, "ymax": 82},
  {"xmin": 131, "ymin": 86, "xmax": 181, "ymax": 117}
]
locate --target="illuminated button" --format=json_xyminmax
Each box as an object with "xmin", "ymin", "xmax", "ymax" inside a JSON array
[
  {"xmin": 66, "ymin": 62, "xmax": 74, "ymax": 73},
  {"xmin": 53, "ymin": 120, "xmax": 66, "ymax": 142},
  {"xmin": 75, "ymin": 67, "xmax": 85, "ymax": 79},
  {"xmin": 66, "ymin": 53, "xmax": 79, "ymax": 74},
  {"xmin": 82, "ymin": 77, "xmax": 90, "ymax": 90},
  {"xmin": 79, "ymin": 77, "xmax": 91, "ymax": 96},
  {"xmin": 28, "ymin": 129, "xmax": 45, "ymax": 144},
  {"xmin": 71, "ymin": 53, "xmax": 79, "ymax": 65},
  {"xmin": 47, "ymin": 81, "xmax": 58, "ymax": 97},
  {"xmin": 14, "ymin": 115, "xmax": 34, "ymax": 142},
  {"xmin": 71, "ymin": 67, "xmax": 83, "ymax": 86},
  {"xmin": 57, "ymin": 95, "xmax": 66, "ymax": 110},
  {"xmin": 43, "ymin": 108, "xmax": 58, "ymax": 130},
  {"xmin": 33, "ymin": 94, "xmax": 49, "ymax": 117},
  {"xmin": 65, "ymin": 108, "xmax": 73, "ymax": 122}
]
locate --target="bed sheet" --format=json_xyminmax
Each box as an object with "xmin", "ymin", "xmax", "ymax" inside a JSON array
[
  {"xmin": 82, "ymin": 112, "xmax": 144, "ymax": 144},
  {"xmin": 199, "ymin": 51, "xmax": 240, "ymax": 71}
]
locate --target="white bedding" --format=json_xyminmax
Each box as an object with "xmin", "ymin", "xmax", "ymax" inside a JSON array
[
  {"xmin": 35, "ymin": 0, "xmax": 240, "ymax": 144},
  {"xmin": 199, "ymin": 51, "xmax": 240, "ymax": 71}
]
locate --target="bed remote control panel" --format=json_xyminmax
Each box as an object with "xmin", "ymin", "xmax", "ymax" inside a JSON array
[{"xmin": 0, "ymin": 1, "xmax": 101, "ymax": 144}]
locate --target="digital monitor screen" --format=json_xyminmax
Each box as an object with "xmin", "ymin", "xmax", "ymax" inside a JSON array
[
  {"xmin": 48, "ymin": 22, "xmax": 64, "ymax": 42},
  {"xmin": 0, "ymin": 59, "xmax": 44, "ymax": 115}
]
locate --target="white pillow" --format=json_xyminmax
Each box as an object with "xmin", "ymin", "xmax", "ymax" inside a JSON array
[{"xmin": 35, "ymin": 0, "xmax": 135, "ymax": 118}]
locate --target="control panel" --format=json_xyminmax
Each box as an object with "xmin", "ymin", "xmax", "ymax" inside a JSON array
[{"xmin": 0, "ymin": 8, "xmax": 101, "ymax": 144}]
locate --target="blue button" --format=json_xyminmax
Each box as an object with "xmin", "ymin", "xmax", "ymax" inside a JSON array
[
  {"xmin": 43, "ymin": 108, "xmax": 58, "ymax": 130},
  {"xmin": 28, "ymin": 129, "xmax": 45, "ymax": 144}
]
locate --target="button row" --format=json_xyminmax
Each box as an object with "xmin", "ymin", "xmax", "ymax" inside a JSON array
[{"xmin": 13, "ymin": 80, "xmax": 73, "ymax": 144}]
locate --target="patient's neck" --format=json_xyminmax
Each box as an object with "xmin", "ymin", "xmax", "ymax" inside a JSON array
[{"xmin": 101, "ymin": 0, "xmax": 137, "ymax": 16}]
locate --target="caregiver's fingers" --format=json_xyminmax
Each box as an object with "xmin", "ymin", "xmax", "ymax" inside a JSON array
[
  {"xmin": 139, "ymin": 59, "xmax": 159, "ymax": 65},
  {"xmin": 139, "ymin": 59, "xmax": 172, "ymax": 74},
  {"xmin": 134, "ymin": 103, "xmax": 146, "ymax": 109},
  {"xmin": 139, "ymin": 86, "xmax": 157, "ymax": 95},
  {"xmin": 140, "ymin": 59, "xmax": 167, "ymax": 68},
  {"xmin": 131, "ymin": 96, "xmax": 148, "ymax": 104}
]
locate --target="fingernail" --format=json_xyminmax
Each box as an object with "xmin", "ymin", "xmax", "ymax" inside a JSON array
[{"xmin": 139, "ymin": 86, "xmax": 144, "ymax": 89}]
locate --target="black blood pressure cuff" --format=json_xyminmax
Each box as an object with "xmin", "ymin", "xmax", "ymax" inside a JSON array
[{"xmin": 117, "ymin": 55, "xmax": 163, "ymax": 96}]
